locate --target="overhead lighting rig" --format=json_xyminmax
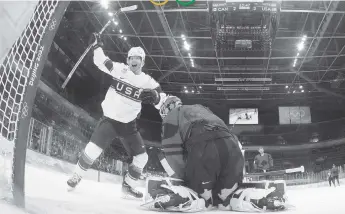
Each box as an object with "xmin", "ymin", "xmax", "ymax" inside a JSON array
[
  {"xmin": 217, "ymin": 86, "xmax": 270, "ymax": 91},
  {"xmin": 181, "ymin": 34, "xmax": 194, "ymax": 67},
  {"xmin": 101, "ymin": 0, "xmax": 109, "ymax": 9},
  {"xmin": 285, "ymin": 84, "xmax": 305, "ymax": 94},
  {"xmin": 181, "ymin": 85, "xmax": 203, "ymax": 94},
  {"xmin": 99, "ymin": 0, "xmax": 132, "ymax": 43},
  {"xmin": 215, "ymin": 77, "xmax": 272, "ymax": 82},
  {"xmin": 293, "ymin": 35, "xmax": 307, "ymax": 67},
  {"xmin": 209, "ymin": 1, "xmax": 280, "ymax": 51}
]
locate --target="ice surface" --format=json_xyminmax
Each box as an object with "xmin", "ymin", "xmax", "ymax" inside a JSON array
[{"xmin": 0, "ymin": 138, "xmax": 344, "ymax": 214}]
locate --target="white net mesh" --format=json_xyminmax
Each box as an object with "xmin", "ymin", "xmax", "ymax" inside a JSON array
[{"xmin": 0, "ymin": 0, "xmax": 59, "ymax": 198}]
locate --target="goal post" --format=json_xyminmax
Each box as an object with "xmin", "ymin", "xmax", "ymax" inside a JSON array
[{"xmin": 0, "ymin": 0, "xmax": 70, "ymax": 207}]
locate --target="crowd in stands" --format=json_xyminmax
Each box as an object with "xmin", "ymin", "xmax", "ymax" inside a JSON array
[
  {"xmin": 236, "ymin": 118, "xmax": 345, "ymax": 146},
  {"xmin": 34, "ymin": 89, "xmax": 95, "ymax": 141},
  {"xmin": 2, "ymin": 88, "xmax": 345, "ymax": 179}
]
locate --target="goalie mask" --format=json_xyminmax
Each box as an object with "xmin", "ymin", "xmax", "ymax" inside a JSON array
[
  {"xmin": 127, "ymin": 47, "xmax": 145, "ymax": 74},
  {"xmin": 159, "ymin": 96, "xmax": 182, "ymax": 119}
]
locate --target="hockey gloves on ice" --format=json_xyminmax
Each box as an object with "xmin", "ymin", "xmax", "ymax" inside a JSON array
[
  {"xmin": 89, "ymin": 33, "xmax": 104, "ymax": 50},
  {"xmin": 139, "ymin": 89, "xmax": 160, "ymax": 105}
]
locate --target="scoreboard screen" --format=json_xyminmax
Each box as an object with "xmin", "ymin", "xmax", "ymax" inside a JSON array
[
  {"xmin": 229, "ymin": 108, "xmax": 259, "ymax": 125},
  {"xmin": 212, "ymin": 1, "xmax": 278, "ymax": 13}
]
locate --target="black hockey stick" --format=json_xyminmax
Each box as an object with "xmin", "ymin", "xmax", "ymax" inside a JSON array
[
  {"xmin": 61, "ymin": 5, "xmax": 138, "ymax": 89},
  {"xmin": 244, "ymin": 166, "xmax": 305, "ymax": 177}
]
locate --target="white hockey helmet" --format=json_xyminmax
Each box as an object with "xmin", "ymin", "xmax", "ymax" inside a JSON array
[
  {"xmin": 159, "ymin": 96, "xmax": 182, "ymax": 118},
  {"xmin": 128, "ymin": 46, "xmax": 145, "ymax": 61}
]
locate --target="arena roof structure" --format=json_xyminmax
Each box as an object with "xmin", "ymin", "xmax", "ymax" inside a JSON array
[{"xmin": 50, "ymin": 1, "xmax": 345, "ymax": 108}]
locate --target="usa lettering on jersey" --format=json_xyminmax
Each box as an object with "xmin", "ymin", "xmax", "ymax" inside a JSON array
[{"xmin": 110, "ymin": 78, "xmax": 141, "ymax": 102}]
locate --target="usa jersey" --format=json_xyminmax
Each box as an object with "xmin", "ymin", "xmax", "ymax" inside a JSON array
[{"xmin": 93, "ymin": 48, "xmax": 165, "ymax": 123}]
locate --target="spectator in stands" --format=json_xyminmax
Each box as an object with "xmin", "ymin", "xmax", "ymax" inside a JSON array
[
  {"xmin": 253, "ymin": 147, "xmax": 273, "ymax": 173},
  {"xmin": 330, "ymin": 164, "xmax": 340, "ymax": 186}
]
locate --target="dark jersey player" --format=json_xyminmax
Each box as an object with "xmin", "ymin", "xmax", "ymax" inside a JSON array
[
  {"xmin": 254, "ymin": 147, "xmax": 273, "ymax": 173},
  {"xmin": 142, "ymin": 96, "xmax": 286, "ymax": 212},
  {"xmin": 67, "ymin": 34, "xmax": 166, "ymax": 199}
]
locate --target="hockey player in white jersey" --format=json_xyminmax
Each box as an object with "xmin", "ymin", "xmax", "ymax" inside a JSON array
[{"xmin": 67, "ymin": 33, "xmax": 166, "ymax": 199}]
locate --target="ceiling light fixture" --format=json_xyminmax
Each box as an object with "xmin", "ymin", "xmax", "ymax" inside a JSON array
[
  {"xmin": 101, "ymin": 0, "xmax": 109, "ymax": 9},
  {"xmin": 184, "ymin": 41, "xmax": 190, "ymax": 50},
  {"xmin": 302, "ymin": 35, "xmax": 307, "ymax": 41},
  {"xmin": 297, "ymin": 42, "xmax": 304, "ymax": 51}
]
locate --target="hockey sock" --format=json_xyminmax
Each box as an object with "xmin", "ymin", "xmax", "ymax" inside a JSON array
[
  {"xmin": 75, "ymin": 142, "xmax": 103, "ymax": 177},
  {"xmin": 125, "ymin": 152, "xmax": 148, "ymax": 188}
]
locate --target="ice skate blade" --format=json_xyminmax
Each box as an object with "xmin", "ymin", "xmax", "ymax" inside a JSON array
[
  {"xmin": 67, "ymin": 186, "xmax": 76, "ymax": 192},
  {"xmin": 121, "ymin": 193, "xmax": 143, "ymax": 201}
]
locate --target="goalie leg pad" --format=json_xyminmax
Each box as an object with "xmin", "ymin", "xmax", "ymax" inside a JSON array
[
  {"xmin": 240, "ymin": 180, "xmax": 286, "ymax": 199},
  {"xmin": 144, "ymin": 177, "xmax": 185, "ymax": 202},
  {"xmin": 219, "ymin": 180, "xmax": 287, "ymax": 212},
  {"xmin": 142, "ymin": 177, "xmax": 206, "ymax": 212}
]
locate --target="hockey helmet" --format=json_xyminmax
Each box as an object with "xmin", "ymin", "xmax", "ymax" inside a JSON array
[
  {"xmin": 159, "ymin": 96, "xmax": 182, "ymax": 118},
  {"xmin": 128, "ymin": 46, "xmax": 145, "ymax": 61}
]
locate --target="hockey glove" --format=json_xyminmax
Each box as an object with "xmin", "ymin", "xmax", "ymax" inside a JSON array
[
  {"xmin": 139, "ymin": 89, "xmax": 160, "ymax": 105},
  {"xmin": 89, "ymin": 33, "xmax": 104, "ymax": 50}
]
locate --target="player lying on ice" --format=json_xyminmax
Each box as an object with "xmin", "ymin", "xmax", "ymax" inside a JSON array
[
  {"xmin": 142, "ymin": 96, "xmax": 286, "ymax": 212},
  {"xmin": 67, "ymin": 33, "xmax": 167, "ymax": 199}
]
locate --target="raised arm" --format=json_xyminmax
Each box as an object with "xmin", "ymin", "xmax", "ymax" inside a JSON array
[{"xmin": 93, "ymin": 47, "xmax": 126, "ymax": 76}]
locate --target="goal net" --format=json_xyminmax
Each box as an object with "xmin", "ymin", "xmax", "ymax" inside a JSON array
[{"xmin": 0, "ymin": 0, "xmax": 69, "ymax": 207}]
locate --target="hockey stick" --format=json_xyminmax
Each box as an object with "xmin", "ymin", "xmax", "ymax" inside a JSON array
[
  {"xmin": 244, "ymin": 166, "xmax": 304, "ymax": 177},
  {"xmin": 61, "ymin": 5, "xmax": 138, "ymax": 89}
]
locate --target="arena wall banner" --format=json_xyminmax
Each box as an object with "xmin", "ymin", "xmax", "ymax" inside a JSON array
[{"xmin": 279, "ymin": 106, "xmax": 311, "ymax": 125}]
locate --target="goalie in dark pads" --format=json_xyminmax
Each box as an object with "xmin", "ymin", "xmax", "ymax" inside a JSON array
[{"xmin": 142, "ymin": 96, "xmax": 286, "ymax": 212}]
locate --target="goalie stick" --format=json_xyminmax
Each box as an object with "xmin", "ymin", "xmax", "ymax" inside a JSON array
[
  {"xmin": 244, "ymin": 166, "xmax": 304, "ymax": 177},
  {"xmin": 61, "ymin": 5, "xmax": 138, "ymax": 89}
]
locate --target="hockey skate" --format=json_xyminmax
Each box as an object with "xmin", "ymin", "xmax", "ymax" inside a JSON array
[
  {"xmin": 122, "ymin": 180, "xmax": 143, "ymax": 200},
  {"xmin": 67, "ymin": 173, "xmax": 82, "ymax": 191}
]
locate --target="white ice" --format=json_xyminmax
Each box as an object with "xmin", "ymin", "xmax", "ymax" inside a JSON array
[{"xmin": 1, "ymin": 147, "xmax": 344, "ymax": 214}]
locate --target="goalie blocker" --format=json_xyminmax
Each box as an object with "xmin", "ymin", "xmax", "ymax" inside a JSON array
[{"xmin": 142, "ymin": 177, "xmax": 287, "ymax": 212}]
